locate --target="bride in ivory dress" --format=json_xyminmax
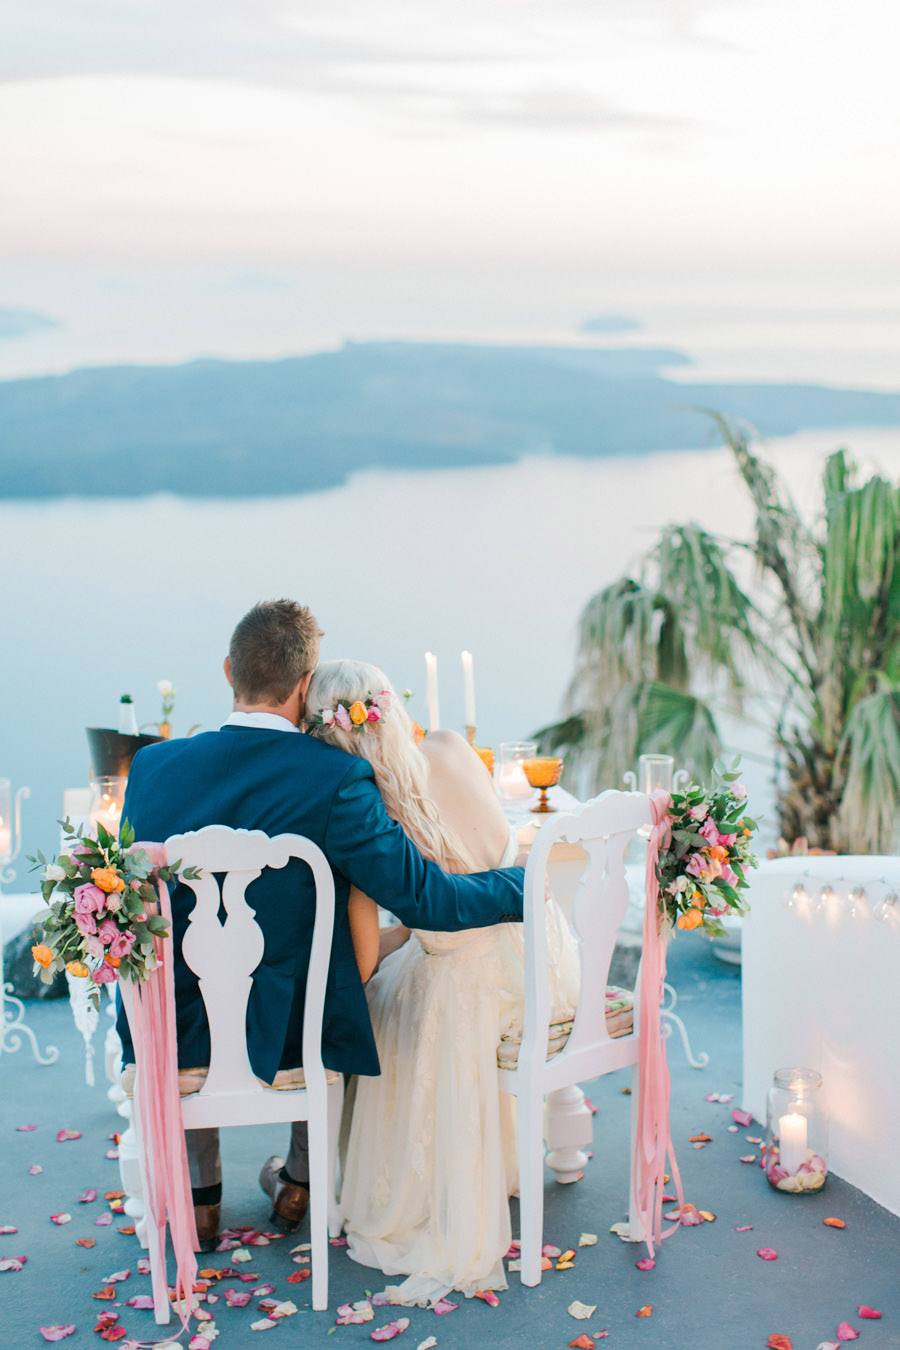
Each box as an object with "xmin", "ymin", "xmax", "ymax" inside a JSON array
[{"xmin": 304, "ymin": 659, "xmax": 581, "ymax": 1306}]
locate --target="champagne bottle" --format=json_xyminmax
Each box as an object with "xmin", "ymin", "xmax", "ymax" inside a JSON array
[{"xmin": 118, "ymin": 694, "xmax": 139, "ymax": 736}]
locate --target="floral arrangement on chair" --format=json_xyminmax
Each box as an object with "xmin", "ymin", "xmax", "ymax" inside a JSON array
[
  {"xmin": 29, "ymin": 819, "xmax": 199, "ymax": 1007},
  {"xmin": 657, "ymin": 764, "xmax": 758, "ymax": 937}
]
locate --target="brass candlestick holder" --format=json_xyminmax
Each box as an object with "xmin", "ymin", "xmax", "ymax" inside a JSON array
[
  {"xmin": 465, "ymin": 724, "xmax": 477, "ymax": 745},
  {"xmin": 522, "ymin": 756, "xmax": 564, "ymax": 812}
]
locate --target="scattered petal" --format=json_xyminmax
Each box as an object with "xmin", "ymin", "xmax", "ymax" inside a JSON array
[
  {"xmin": 329, "ymin": 1236, "xmax": 349, "ymax": 1247},
  {"xmin": 252, "ymin": 1283, "xmax": 276, "ymax": 1297},
  {"xmin": 0, "ymin": 1226, "xmax": 17, "ymax": 1235},
  {"xmin": 740, "ymin": 1155, "xmax": 757, "ymax": 1164},
  {"xmin": 542, "ymin": 1244, "xmax": 561, "ymax": 1258},
  {"xmin": 75, "ymin": 1238, "xmax": 97, "ymax": 1249},
  {"xmin": 823, "ymin": 1217, "xmax": 846, "ymax": 1229},
  {"xmin": 767, "ymin": 1337, "xmax": 793, "ymax": 1350},
  {"xmin": 0, "ymin": 1256, "xmax": 27, "ymax": 1272},
  {"xmin": 270, "ymin": 1301, "xmax": 298, "ymax": 1319},
  {"xmin": 567, "ymin": 1301, "xmax": 596, "ymax": 1320},
  {"xmin": 232, "ymin": 1248, "xmax": 252, "ymax": 1263},
  {"xmin": 578, "ymin": 1233, "xmax": 597, "ymax": 1247},
  {"xmin": 287, "ymin": 1269, "xmax": 311, "ymax": 1284},
  {"xmin": 336, "ymin": 1300, "xmax": 374, "ymax": 1325},
  {"xmin": 29, "ymin": 1165, "xmax": 44, "ymax": 1175},
  {"xmin": 433, "ymin": 1299, "xmax": 458, "ymax": 1316},
  {"xmin": 635, "ymin": 1258, "xmax": 655, "ymax": 1271},
  {"xmin": 857, "ymin": 1306, "xmax": 882, "ymax": 1319},
  {"xmin": 836, "ymin": 1324, "xmax": 860, "ymax": 1342},
  {"xmin": 689, "ymin": 1133, "xmax": 712, "ymax": 1143},
  {"xmin": 569, "ymin": 1338, "xmax": 594, "ymax": 1350},
  {"xmin": 250, "ymin": 1319, "xmax": 278, "ymax": 1332},
  {"xmin": 734, "ymin": 1225, "xmax": 754, "ymax": 1232},
  {"xmin": 102, "ymin": 1269, "xmax": 131, "ymax": 1283},
  {"xmin": 93, "ymin": 1287, "xmax": 117, "ymax": 1301},
  {"xmin": 223, "ymin": 1289, "xmax": 251, "ymax": 1308},
  {"xmin": 16, "ymin": 1123, "xmax": 37, "ymax": 1132},
  {"xmin": 474, "ymin": 1291, "xmax": 500, "ymax": 1307},
  {"xmin": 815, "ymin": 1343, "xmax": 840, "ymax": 1350},
  {"xmin": 371, "ymin": 1318, "xmax": 410, "ymax": 1341},
  {"xmin": 417, "ymin": 1340, "xmax": 438, "ymax": 1350},
  {"xmin": 731, "ymin": 1109, "xmax": 753, "ymax": 1127},
  {"xmin": 699, "ymin": 1211, "xmax": 717, "ymax": 1223},
  {"xmin": 39, "ymin": 1328, "xmax": 76, "ymax": 1342},
  {"xmin": 95, "ymin": 1213, "xmax": 113, "ymax": 1227},
  {"xmin": 55, "ymin": 1129, "xmax": 82, "ymax": 1143},
  {"xmin": 125, "ymin": 1296, "xmax": 155, "ymax": 1310},
  {"xmin": 636, "ymin": 1305, "xmax": 653, "ymax": 1318},
  {"xmin": 50, "ymin": 1213, "xmax": 72, "ymax": 1225},
  {"xmin": 746, "ymin": 1135, "xmax": 763, "ymax": 1145},
  {"xmin": 727, "ymin": 1125, "xmax": 740, "ymax": 1133},
  {"xmin": 556, "ymin": 1261, "xmax": 575, "ymax": 1271},
  {"xmin": 757, "ymin": 1248, "xmax": 778, "ymax": 1261}
]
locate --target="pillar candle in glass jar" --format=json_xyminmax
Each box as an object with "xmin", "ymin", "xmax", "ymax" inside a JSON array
[{"xmin": 766, "ymin": 1067, "xmax": 828, "ymax": 1193}]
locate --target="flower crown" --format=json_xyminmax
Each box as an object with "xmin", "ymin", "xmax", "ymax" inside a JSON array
[{"xmin": 308, "ymin": 689, "xmax": 393, "ymax": 732}]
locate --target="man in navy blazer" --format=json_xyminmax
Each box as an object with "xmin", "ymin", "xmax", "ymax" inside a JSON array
[{"xmin": 118, "ymin": 599, "xmax": 524, "ymax": 1243}]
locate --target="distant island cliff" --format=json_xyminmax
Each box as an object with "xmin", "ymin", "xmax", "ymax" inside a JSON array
[{"xmin": 1, "ymin": 339, "xmax": 898, "ymax": 498}]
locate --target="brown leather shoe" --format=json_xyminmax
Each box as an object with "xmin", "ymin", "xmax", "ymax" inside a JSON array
[
  {"xmin": 259, "ymin": 1155, "xmax": 309, "ymax": 1230},
  {"xmin": 193, "ymin": 1202, "xmax": 221, "ymax": 1252}
]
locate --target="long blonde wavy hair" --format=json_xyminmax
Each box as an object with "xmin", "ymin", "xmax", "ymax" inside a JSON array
[{"xmin": 305, "ymin": 659, "xmax": 474, "ymax": 873}]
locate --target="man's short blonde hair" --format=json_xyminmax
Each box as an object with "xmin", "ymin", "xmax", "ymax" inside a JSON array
[{"xmin": 229, "ymin": 600, "xmax": 323, "ymax": 704}]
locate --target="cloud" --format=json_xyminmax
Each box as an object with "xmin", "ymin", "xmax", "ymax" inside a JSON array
[{"xmin": 0, "ymin": 307, "xmax": 59, "ymax": 339}]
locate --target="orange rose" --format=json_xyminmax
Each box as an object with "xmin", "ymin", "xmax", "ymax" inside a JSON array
[
  {"xmin": 31, "ymin": 944, "xmax": 54, "ymax": 968},
  {"xmin": 708, "ymin": 845, "xmax": 728, "ymax": 862},
  {"xmin": 66, "ymin": 960, "xmax": 89, "ymax": 978},
  {"xmin": 105, "ymin": 955, "xmax": 121, "ymax": 969},
  {"xmin": 348, "ymin": 700, "xmax": 368, "ymax": 726},
  {"xmin": 690, "ymin": 890, "xmax": 707, "ymax": 909},
  {"xmin": 677, "ymin": 909, "xmax": 704, "ymax": 931},
  {"xmin": 92, "ymin": 867, "xmax": 126, "ymax": 894}
]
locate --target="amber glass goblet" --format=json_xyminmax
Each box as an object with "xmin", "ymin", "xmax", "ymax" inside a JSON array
[
  {"xmin": 474, "ymin": 745, "xmax": 495, "ymax": 775},
  {"xmin": 522, "ymin": 756, "xmax": 563, "ymax": 813}
]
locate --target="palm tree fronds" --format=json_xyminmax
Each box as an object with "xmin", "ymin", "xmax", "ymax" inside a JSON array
[
  {"xmin": 833, "ymin": 682, "xmax": 900, "ymax": 854},
  {"xmin": 635, "ymin": 681, "xmax": 721, "ymax": 784}
]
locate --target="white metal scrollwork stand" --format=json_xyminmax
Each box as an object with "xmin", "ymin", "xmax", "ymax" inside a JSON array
[{"xmin": 0, "ymin": 786, "xmax": 60, "ymax": 1065}]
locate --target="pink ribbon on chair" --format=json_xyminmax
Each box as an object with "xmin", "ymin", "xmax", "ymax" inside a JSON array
[
  {"xmin": 632, "ymin": 790, "xmax": 686, "ymax": 1258},
  {"xmin": 124, "ymin": 849, "xmax": 198, "ymax": 1332}
]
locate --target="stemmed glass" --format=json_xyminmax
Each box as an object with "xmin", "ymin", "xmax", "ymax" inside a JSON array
[{"xmin": 521, "ymin": 755, "xmax": 564, "ymax": 813}]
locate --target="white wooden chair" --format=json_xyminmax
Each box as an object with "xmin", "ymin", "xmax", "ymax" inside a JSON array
[
  {"xmin": 120, "ymin": 826, "xmax": 343, "ymax": 1318},
  {"xmin": 500, "ymin": 790, "xmax": 651, "ymax": 1286}
]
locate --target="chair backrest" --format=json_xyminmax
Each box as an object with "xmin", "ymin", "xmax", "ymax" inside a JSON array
[
  {"xmin": 518, "ymin": 790, "xmax": 650, "ymax": 1075},
  {"xmin": 169, "ymin": 826, "xmax": 335, "ymax": 1100}
]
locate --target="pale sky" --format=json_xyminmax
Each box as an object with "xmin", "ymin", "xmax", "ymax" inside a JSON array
[{"xmin": 1, "ymin": 0, "xmax": 899, "ymax": 377}]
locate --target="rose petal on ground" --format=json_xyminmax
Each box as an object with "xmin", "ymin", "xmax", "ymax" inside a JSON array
[
  {"xmin": 0, "ymin": 1256, "xmax": 27, "ymax": 1272},
  {"xmin": 815, "ymin": 1343, "xmax": 840, "ymax": 1350},
  {"xmin": 102, "ymin": 1269, "xmax": 131, "ymax": 1283},
  {"xmin": 99, "ymin": 1327, "xmax": 127, "ymax": 1343},
  {"xmin": 699, "ymin": 1211, "xmax": 717, "ymax": 1222},
  {"xmin": 271, "ymin": 1301, "xmax": 298, "ymax": 1319},
  {"xmin": 689, "ymin": 1133, "xmax": 712, "ymax": 1143},
  {"xmin": 727, "ymin": 1125, "xmax": 740, "ymax": 1133},
  {"xmin": 28, "ymin": 1164, "xmax": 44, "ymax": 1175},
  {"xmin": 836, "ymin": 1324, "xmax": 859, "ymax": 1341},
  {"xmin": 567, "ymin": 1301, "xmax": 596, "ymax": 1320},
  {"xmin": 329, "ymin": 1236, "xmax": 349, "ymax": 1247},
  {"xmin": 746, "ymin": 1136, "xmax": 763, "ymax": 1145},
  {"xmin": 740, "ymin": 1155, "xmax": 757, "ymax": 1164},
  {"xmin": 569, "ymin": 1337, "xmax": 594, "ymax": 1349},
  {"xmin": 417, "ymin": 1340, "xmax": 437, "ymax": 1350},
  {"xmin": 117, "ymin": 1225, "xmax": 135, "ymax": 1237},
  {"xmin": 734, "ymin": 1225, "xmax": 754, "ymax": 1232},
  {"xmin": 136, "ymin": 1258, "xmax": 151, "ymax": 1275},
  {"xmin": 767, "ymin": 1336, "xmax": 793, "ymax": 1349},
  {"xmin": 252, "ymin": 1284, "xmax": 276, "ymax": 1297},
  {"xmin": 731, "ymin": 1108, "xmax": 753, "ymax": 1127},
  {"xmin": 125, "ymin": 1296, "xmax": 155, "ymax": 1309},
  {"xmin": 287, "ymin": 1269, "xmax": 310, "ymax": 1284},
  {"xmin": 823, "ymin": 1217, "xmax": 846, "ymax": 1229},
  {"xmin": 474, "ymin": 1290, "xmax": 500, "ymax": 1307},
  {"xmin": 78, "ymin": 1189, "xmax": 98, "ymax": 1204},
  {"xmin": 433, "ymin": 1299, "xmax": 457, "ymax": 1315},
  {"xmin": 636, "ymin": 1305, "xmax": 653, "ymax": 1318},
  {"xmin": 95, "ymin": 1213, "xmax": 113, "ymax": 1227},
  {"xmin": 50, "ymin": 1213, "xmax": 71, "ymax": 1225},
  {"xmin": 543, "ymin": 1244, "xmax": 561, "ymax": 1258},
  {"xmin": 39, "ymin": 1327, "xmax": 76, "ymax": 1342},
  {"xmin": 635, "ymin": 1258, "xmax": 655, "ymax": 1271},
  {"xmin": 232, "ymin": 1248, "xmax": 251, "ymax": 1263},
  {"xmin": 223, "ymin": 1289, "xmax": 251, "ymax": 1307},
  {"xmin": 16, "ymin": 1123, "xmax": 37, "ymax": 1132},
  {"xmin": 55, "ymin": 1129, "xmax": 82, "ymax": 1143},
  {"xmin": 75, "ymin": 1238, "xmax": 96, "ymax": 1249},
  {"xmin": 857, "ymin": 1306, "xmax": 882, "ymax": 1319},
  {"xmin": 189, "ymin": 1337, "xmax": 213, "ymax": 1350},
  {"xmin": 0, "ymin": 1226, "xmax": 17, "ymax": 1235},
  {"xmin": 757, "ymin": 1248, "xmax": 778, "ymax": 1261},
  {"xmin": 93, "ymin": 1287, "xmax": 117, "ymax": 1300},
  {"xmin": 371, "ymin": 1318, "xmax": 410, "ymax": 1341},
  {"xmin": 249, "ymin": 1319, "xmax": 278, "ymax": 1331},
  {"xmin": 578, "ymin": 1233, "xmax": 597, "ymax": 1247},
  {"xmin": 336, "ymin": 1300, "xmax": 374, "ymax": 1325}
]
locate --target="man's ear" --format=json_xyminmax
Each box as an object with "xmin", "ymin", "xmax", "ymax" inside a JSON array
[
  {"xmin": 224, "ymin": 655, "xmax": 234, "ymax": 688},
  {"xmin": 299, "ymin": 670, "xmax": 314, "ymax": 701}
]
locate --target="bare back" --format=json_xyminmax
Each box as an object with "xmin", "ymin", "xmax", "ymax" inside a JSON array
[{"xmin": 420, "ymin": 730, "xmax": 511, "ymax": 872}]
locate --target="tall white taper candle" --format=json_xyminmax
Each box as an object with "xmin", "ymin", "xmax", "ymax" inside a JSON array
[
  {"xmin": 461, "ymin": 650, "xmax": 476, "ymax": 729},
  {"xmin": 425, "ymin": 652, "xmax": 440, "ymax": 732}
]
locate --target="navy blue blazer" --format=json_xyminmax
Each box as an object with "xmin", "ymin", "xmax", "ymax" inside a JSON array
[{"xmin": 116, "ymin": 724, "xmax": 524, "ymax": 1082}]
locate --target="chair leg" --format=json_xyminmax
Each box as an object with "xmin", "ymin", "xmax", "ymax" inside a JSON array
[
  {"xmin": 627, "ymin": 1061, "xmax": 646, "ymax": 1244},
  {"xmin": 327, "ymin": 1077, "xmax": 344, "ymax": 1240},
  {"xmin": 308, "ymin": 1100, "xmax": 330, "ymax": 1311},
  {"xmin": 516, "ymin": 1087, "xmax": 546, "ymax": 1287},
  {"xmin": 544, "ymin": 1083, "xmax": 592, "ymax": 1184}
]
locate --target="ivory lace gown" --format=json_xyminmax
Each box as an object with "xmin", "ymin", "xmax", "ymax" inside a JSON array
[{"xmin": 340, "ymin": 833, "xmax": 580, "ymax": 1306}]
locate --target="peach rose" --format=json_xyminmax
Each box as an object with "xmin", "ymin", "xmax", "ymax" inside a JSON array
[
  {"xmin": 349, "ymin": 700, "xmax": 368, "ymax": 726},
  {"xmin": 31, "ymin": 944, "xmax": 54, "ymax": 968},
  {"xmin": 676, "ymin": 909, "xmax": 704, "ymax": 931},
  {"xmin": 66, "ymin": 961, "xmax": 89, "ymax": 978},
  {"xmin": 92, "ymin": 867, "xmax": 126, "ymax": 894}
]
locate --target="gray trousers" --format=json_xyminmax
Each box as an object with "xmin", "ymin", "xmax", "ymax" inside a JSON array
[{"xmin": 186, "ymin": 1122, "xmax": 309, "ymax": 1189}]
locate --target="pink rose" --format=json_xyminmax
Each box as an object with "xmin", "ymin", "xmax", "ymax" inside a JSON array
[
  {"xmin": 720, "ymin": 864, "xmax": 738, "ymax": 887},
  {"xmin": 732, "ymin": 782, "xmax": 747, "ymax": 800},
  {"xmin": 334, "ymin": 704, "xmax": 352, "ymax": 731},
  {"xmin": 109, "ymin": 929, "xmax": 136, "ymax": 959},
  {"xmin": 719, "ymin": 831, "xmax": 738, "ymax": 847},
  {"xmin": 84, "ymin": 936, "xmax": 104, "ymax": 960},
  {"xmin": 74, "ymin": 910, "xmax": 98, "ymax": 936},
  {"xmin": 686, "ymin": 853, "xmax": 707, "ymax": 878},
  {"xmin": 689, "ymin": 803, "xmax": 709, "ymax": 821},
  {"xmin": 73, "ymin": 883, "xmax": 106, "ymax": 916},
  {"xmin": 92, "ymin": 963, "xmax": 117, "ymax": 985},
  {"xmin": 699, "ymin": 817, "xmax": 718, "ymax": 844},
  {"xmin": 104, "ymin": 893, "xmax": 123, "ymax": 913},
  {"xmin": 97, "ymin": 919, "xmax": 119, "ymax": 946},
  {"xmin": 367, "ymin": 706, "xmax": 382, "ymax": 723}
]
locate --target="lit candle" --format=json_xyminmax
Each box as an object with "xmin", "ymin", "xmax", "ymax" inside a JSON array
[
  {"xmin": 0, "ymin": 817, "xmax": 10, "ymax": 863},
  {"xmin": 497, "ymin": 764, "xmax": 533, "ymax": 802},
  {"xmin": 424, "ymin": 652, "xmax": 440, "ymax": 732},
  {"xmin": 778, "ymin": 1110, "xmax": 808, "ymax": 1174},
  {"xmin": 461, "ymin": 650, "xmax": 476, "ymax": 729}
]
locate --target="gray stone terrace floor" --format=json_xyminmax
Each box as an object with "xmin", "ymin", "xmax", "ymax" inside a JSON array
[{"xmin": 1, "ymin": 939, "xmax": 897, "ymax": 1350}]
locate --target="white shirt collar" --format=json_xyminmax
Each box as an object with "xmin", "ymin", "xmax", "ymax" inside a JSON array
[{"xmin": 222, "ymin": 711, "xmax": 300, "ymax": 734}]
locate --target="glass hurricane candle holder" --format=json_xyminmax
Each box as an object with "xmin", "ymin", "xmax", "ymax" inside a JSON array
[
  {"xmin": 88, "ymin": 775, "xmax": 127, "ymax": 840},
  {"xmin": 522, "ymin": 756, "xmax": 564, "ymax": 813},
  {"xmin": 496, "ymin": 741, "xmax": 537, "ymax": 804},
  {"xmin": 765, "ymin": 1067, "xmax": 828, "ymax": 1193}
]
